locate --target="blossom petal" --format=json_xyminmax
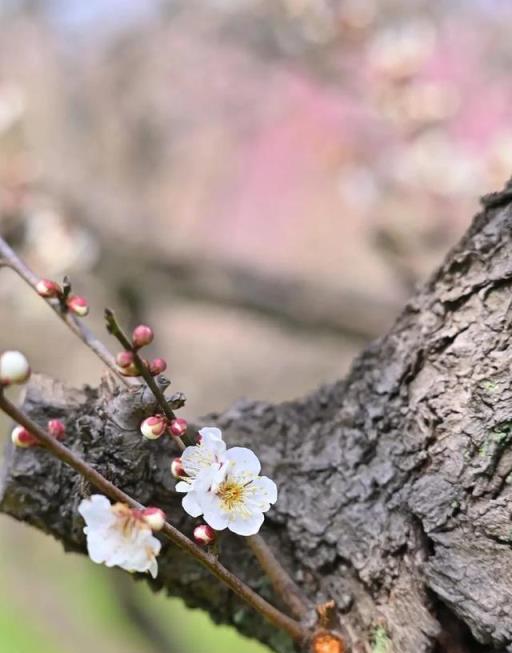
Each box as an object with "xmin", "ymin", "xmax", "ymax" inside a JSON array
[
  {"xmin": 247, "ymin": 476, "xmax": 278, "ymax": 511},
  {"xmin": 198, "ymin": 427, "xmax": 223, "ymax": 442},
  {"xmin": 181, "ymin": 436, "xmax": 226, "ymax": 478},
  {"xmin": 228, "ymin": 512, "xmax": 265, "ymax": 536},
  {"xmin": 182, "ymin": 491, "xmax": 203, "ymax": 518},
  {"xmin": 200, "ymin": 494, "xmax": 230, "ymax": 531},
  {"xmin": 225, "ymin": 447, "xmax": 261, "ymax": 477},
  {"xmin": 86, "ymin": 532, "xmax": 114, "ymax": 564},
  {"xmin": 79, "ymin": 495, "xmax": 116, "ymax": 531},
  {"xmin": 175, "ymin": 480, "xmax": 192, "ymax": 493}
]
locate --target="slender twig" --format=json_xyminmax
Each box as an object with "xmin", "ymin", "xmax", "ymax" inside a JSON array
[
  {"xmin": 0, "ymin": 392, "xmax": 307, "ymax": 644},
  {"xmin": 104, "ymin": 308, "xmax": 189, "ymax": 449},
  {"xmin": 247, "ymin": 534, "xmax": 310, "ymax": 620},
  {"xmin": 0, "ymin": 237, "xmax": 131, "ymax": 387}
]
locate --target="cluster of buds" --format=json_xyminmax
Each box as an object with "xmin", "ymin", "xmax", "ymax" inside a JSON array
[
  {"xmin": 193, "ymin": 524, "xmax": 216, "ymax": 546},
  {"xmin": 116, "ymin": 352, "xmax": 167, "ymax": 377},
  {"xmin": 140, "ymin": 415, "xmax": 188, "ymax": 440},
  {"xmin": 0, "ymin": 350, "xmax": 31, "ymax": 386},
  {"xmin": 11, "ymin": 418, "xmax": 65, "ymax": 449},
  {"xmin": 114, "ymin": 325, "xmax": 167, "ymax": 377},
  {"xmin": 36, "ymin": 278, "xmax": 89, "ymax": 317}
]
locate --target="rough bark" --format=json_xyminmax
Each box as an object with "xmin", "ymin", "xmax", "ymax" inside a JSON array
[{"xmin": 3, "ymin": 184, "xmax": 512, "ymax": 652}]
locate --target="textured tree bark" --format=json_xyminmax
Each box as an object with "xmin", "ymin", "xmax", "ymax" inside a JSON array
[{"xmin": 3, "ymin": 184, "xmax": 512, "ymax": 653}]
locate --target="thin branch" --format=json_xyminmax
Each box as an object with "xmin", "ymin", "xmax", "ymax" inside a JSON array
[
  {"xmin": 247, "ymin": 534, "xmax": 310, "ymax": 621},
  {"xmin": 0, "ymin": 236, "xmax": 132, "ymax": 387},
  {"xmin": 0, "ymin": 391, "xmax": 308, "ymax": 644},
  {"xmin": 0, "ymin": 239, "xmax": 312, "ymax": 627},
  {"xmin": 104, "ymin": 308, "xmax": 190, "ymax": 448}
]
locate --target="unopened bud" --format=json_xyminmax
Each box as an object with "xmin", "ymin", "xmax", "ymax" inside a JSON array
[
  {"xmin": 141, "ymin": 507, "xmax": 166, "ymax": 531},
  {"xmin": 140, "ymin": 415, "xmax": 167, "ymax": 440},
  {"xmin": 116, "ymin": 351, "xmax": 134, "ymax": 368},
  {"xmin": 193, "ymin": 524, "xmax": 216, "ymax": 546},
  {"xmin": 171, "ymin": 457, "xmax": 186, "ymax": 478},
  {"xmin": 168, "ymin": 418, "xmax": 187, "ymax": 437},
  {"xmin": 0, "ymin": 350, "xmax": 31, "ymax": 385},
  {"xmin": 36, "ymin": 279, "xmax": 61, "ymax": 298},
  {"xmin": 67, "ymin": 295, "xmax": 89, "ymax": 317},
  {"xmin": 149, "ymin": 358, "xmax": 167, "ymax": 375},
  {"xmin": 48, "ymin": 419, "xmax": 65, "ymax": 440},
  {"xmin": 132, "ymin": 325, "xmax": 154, "ymax": 348},
  {"xmin": 11, "ymin": 425, "xmax": 39, "ymax": 448}
]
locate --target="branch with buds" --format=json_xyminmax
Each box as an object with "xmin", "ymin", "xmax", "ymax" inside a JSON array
[{"xmin": 0, "ymin": 237, "xmax": 343, "ymax": 652}]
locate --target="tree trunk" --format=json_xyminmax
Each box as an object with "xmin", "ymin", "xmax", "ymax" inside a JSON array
[{"xmin": 3, "ymin": 184, "xmax": 512, "ymax": 653}]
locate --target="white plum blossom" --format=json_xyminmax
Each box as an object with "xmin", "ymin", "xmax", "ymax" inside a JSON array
[
  {"xmin": 175, "ymin": 426, "xmax": 227, "ymax": 517},
  {"xmin": 79, "ymin": 495, "xmax": 161, "ymax": 578},
  {"xmin": 176, "ymin": 427, "xmax": 278, "ymax": 536}
]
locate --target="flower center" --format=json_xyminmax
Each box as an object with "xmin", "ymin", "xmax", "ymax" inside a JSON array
[{"xmin": 217, "ymin": 480, "xmax": 246, "ymax": 512}]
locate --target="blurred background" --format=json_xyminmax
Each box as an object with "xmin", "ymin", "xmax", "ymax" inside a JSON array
[{"xmin": 1, "ymin": 0, "xmax": 512, "ymax": 651}]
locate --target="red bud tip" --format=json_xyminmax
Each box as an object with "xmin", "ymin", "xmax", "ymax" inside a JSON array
[
  {"xmin": 193, "ymin": 524, "xmax": 216, "ymax": 546},
  {"xmin": 149, "ymin": 358, "xmax": 167, "ymax": 375},
  {"xmin": 140, "ymin": 415, "xmax": 167, "ymax": 439},
  {"xmin": 115, "ymin": 351, "xmax": 134, "ymax": 368},
  {"xmin": 169, "ymin": 418, "xmax": 187, "ymax": 437},
  {"xmin": 48, "ymin": 419, "xmax": 65, "ymax": 440},
  {"xmin": 11, "ymin": 425, "xmax": 39, "ymax": 448},
  {"xmin": 132, "ymin": 325, "xmax": 154, "ymax": 348},
  {"xmin": 170, "ymin": 457, "xmax": 186, "ymax": 478},
  {"xmin": 36, "ymin": 279, "xmax": 61, "ymax": 298},
  {"xmin": 67, "ymin": 295, "xmax": 89, "ymax": 317},
  {"xmin": 141, "ymin": 507, "xmax": 166, "ymax": 531}
]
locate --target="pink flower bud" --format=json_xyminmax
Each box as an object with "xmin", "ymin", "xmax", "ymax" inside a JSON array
[
  {"xmin": 0, "ymin": 350, "xmax": 31, "ymax": 385},
  {"xmin": 11, "ymin": 425, "xmax": 39, "ymax": 448},
  {"xmin": 193, "ymin": 524, "xmax": 216, "ymax": 546},
  {"xmin": 141, "ymin": 507, "xmax": 166, "ymax": 531},
  {"xmin": 36, "ymin": 279, "xmax": 61, "ymax": 298},
  {"xmin": 140, "ymin": 415, "xmax": 167, "ymax": 440},
  {"xmin": 116, "ymin": 351, "xmax": 134, "ymax": 368},
  {"xmin": 170, "ymin": 457, "xmax": 186, "ymax": 478},
  {"xmin": 132, "ymin": 325, "xmax": 154, "ymax": 348},
  {"xmin": 67, "ymin": 295, "xmax": 89, "ymax": 317},
  {"xmin": 48, "ymin": 419, "xmax": 65, "ymax": 440},
  {"xmin": 168, "ymin": 418, "xmax": 187, "ymax": 437},
  {"xmin": 149, "ymin": 358, "xmax": 167, "ymax": 376}
]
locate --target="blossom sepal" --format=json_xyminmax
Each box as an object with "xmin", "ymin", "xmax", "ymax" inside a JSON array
[{"xmin": 171, "ymin": 457, "xmax": 186, "ymax": 478}]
